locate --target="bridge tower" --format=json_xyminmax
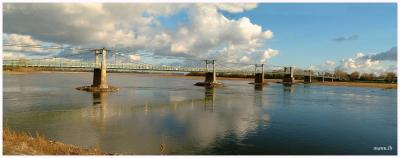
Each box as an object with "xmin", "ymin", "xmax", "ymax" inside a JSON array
[
  {"xmin": 94, "ymin": 49, "xmax": 100, "ymax": 67},
  {"xmin": 249, "ymin": 64, "xmax": 267, "ymax": 86},
  {"xmin": 194, "ymin": 60, "xmax": 224, "ymax": 87},
  {"xmin": 77, "ymin": 48, "xmax": 117, "ymax": 92},
  {"xmin": 204, "ymin": 60, "xmax": 217, "ymax": 83},
  {"xmin": 282, "ymin": 66, "xmax": 295, "ymax": 84},
  {"xmin": 304, "ymin": 69, "xmax": 312, "ymax": 83}
]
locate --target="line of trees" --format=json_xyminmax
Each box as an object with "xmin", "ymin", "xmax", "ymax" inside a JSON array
[{"xmin": 334, "ymin": 70, "xmax": 397, "ymax": 83}]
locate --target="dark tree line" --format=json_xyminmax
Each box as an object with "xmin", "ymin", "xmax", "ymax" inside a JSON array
[{"xmin": 334, "ymin": 70, "xmax": 397, "ymax": 83}]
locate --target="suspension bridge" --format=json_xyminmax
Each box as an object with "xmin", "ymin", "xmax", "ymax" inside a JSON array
[{"xmin": 3, "ymin": 43, "xmax": 338, "ymax": 90}]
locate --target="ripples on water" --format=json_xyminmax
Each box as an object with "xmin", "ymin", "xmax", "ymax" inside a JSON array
[{"xmin": 3, "ymin": 72, "xmax": 397, "ymax": 155}]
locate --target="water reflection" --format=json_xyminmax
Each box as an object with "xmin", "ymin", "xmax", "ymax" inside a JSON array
[
  {"xmin": 283, "ymin": 84, "xmax": 295, "ymax": 93},
  {"xmin": 91, "ymin": 92, "xmax": 109, "ymax": 132},
  {"xmin": 283, "ymin": 84, "xmax": 295, "ymax": 105},
  {"xmin": 93, "ymin": 92, "xmax": 108, "ymax": 107},
  {"xmin": 254, "ymin": 85, "xmax": 263, "ymax": 91},
  {"xmin": 3, "ymin": 73, "xmax": 397, "ymax": 155},
  {"xmin": 204, "ymin": 87, "xmax": 215, "ymax": 112},
  {"xmin": 254, "ymin": 87, "xmax": 263, "ymax": 107}
]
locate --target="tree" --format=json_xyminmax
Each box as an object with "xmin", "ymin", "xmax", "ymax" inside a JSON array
[
  {"xmin": 385, "ymin": 72, "xmax": 397, "ymax": 83},
  {"xmin": 360, "ymin": 73, "xmax": 375, "ymax": 81},
  {"xmin": 350, "ymin": 71, "xmax": 360, "ymax": 81},
  {"xmin": 334, "ymin": 70, "xmax": 349, "ymax": 81},
  {"xmin": 17, "ymin": 57, "xmax": 28, "ymax": 66}
]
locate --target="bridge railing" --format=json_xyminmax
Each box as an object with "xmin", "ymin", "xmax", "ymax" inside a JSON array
[{"xmin": 3, "ymin": 60, "xmax": 339, "ymax": 79}]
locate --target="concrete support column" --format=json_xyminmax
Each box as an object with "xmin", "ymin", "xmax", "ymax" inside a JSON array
[
  {"xmin": 322, "ymin": 72, "xmax": 325, "ymax": 82},
  {"xmin": 261, "ymin": 64, "xmax": 264, "ymax": 80},
  {"xmin": 290, "ymin": 66, "xmax": 294, "ymax": 78},
  {"xmin": 212, "ymin": 60, "xmax": 216, "ymax": 83},
  {"xmin": 254, "ymin": 64, "xmax": 265, "ymax": 84},
  {"xmin": 304, "ymin": 70, "xmax": 312, "ymax": 83},
  {"xmin": 283, "ymin": 66, "xmax": 295, "ymax": 84},
  {"xmin": 95, "ymin": 49, "xmax": 99, "ymax": 68},
  {"xmin": 100, "ymin": 48, "xmax": 108, "ymax": 89}
]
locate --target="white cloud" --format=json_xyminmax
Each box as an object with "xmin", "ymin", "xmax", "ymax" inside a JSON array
[
  {"xmin": 3, "ymin": 34, "xmax": 49, "ymax": 53},
  {"xmin": 3, "ymin": 52, "xmax": 26, "ymax": 60},
  {"xmin": 335, "ymin": 51, "xmax": 391, "ymax": 74},
  {"xmin": 325, "ymin": 60, "xmax": 336, "ymax": 66},
  {"xmin": 4, "ymin": 3, "xmax": 277, "ymax": 64},
  {"xmin": 129, "ymin": 54, "xmax": 141, "ymax": 61},
  {"xmin": 215, "ymin": 3, "xmax": 257, "ymax": 13}
]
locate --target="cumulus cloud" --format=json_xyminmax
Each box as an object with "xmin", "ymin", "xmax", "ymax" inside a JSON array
[
  {"xmin": 325, "ymin": 60, "xmax": 336, "ymax": 66},
  {"xmin": 237, "ymin": 48, "xmax": 279, "ymax": 64},
  {"xmin": 335, "ymin": 47, "xmax": 397, "ymax": 74},
  {"xmin": 369, "ymin": 46, "xmax": 397, "ymax": 61},
  {"xmin": 3, "ymin": 3, "xmax": 277, "ymax": 64},
  {"xmin": 3, "ymin": 52, "xmax": 26, "ymax": 60},
  {"xmin": 332, "ymin": 34, "xmax": 359, "ymax": 42},
  {"xmin": 215, "ymin": 3, "xmax": 257, "ymax": 13},
  {"xmin": 4, "ymin": 34, "xmax": 49, "ymax": 54},
  {"xmin": 129, "ymin": 54, "xmax": 141, "ymax": 61}
]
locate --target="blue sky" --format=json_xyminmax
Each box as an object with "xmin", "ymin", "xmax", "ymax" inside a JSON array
[
  {"xmin": 3, "ymin": 3, "xmax": 397, "ymax": 73},
  {"xmin": 158, "ymin": 3, "xmax": 397, "ymax": 68},
  {"xmin": 224, "ymin": 3, "xmax": 397, "ymax": 68}
]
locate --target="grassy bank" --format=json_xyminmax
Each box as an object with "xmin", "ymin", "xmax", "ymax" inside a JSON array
[
  {"xmin": 311, "ymin": 81, "xmax": 397, "ymax": 89},
  {"xmin": 3, "ymin": 127, "xmax": 109, "ymax": 155}
]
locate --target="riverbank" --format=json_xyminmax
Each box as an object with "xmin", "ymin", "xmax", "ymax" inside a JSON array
[
  {"xmin": 310, "ymin": 81, "xmax": 397, "ymax": 89},
  {"xmin": 3, "ymin": 69, "xmax": 396, "ymax": 89},
  {"xmin": 3, "ymin": 127, "xmax": 109, "ymax": 155}
]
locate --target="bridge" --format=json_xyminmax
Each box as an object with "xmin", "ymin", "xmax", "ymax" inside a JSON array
[{"xmin": 3, "ymin": 44, "xmax": 338, "ymax": 91}]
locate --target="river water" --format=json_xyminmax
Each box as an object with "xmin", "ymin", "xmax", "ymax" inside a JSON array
[{"xmin": 3, "ymin": 72, "xmax": 397, "ymax": 155}]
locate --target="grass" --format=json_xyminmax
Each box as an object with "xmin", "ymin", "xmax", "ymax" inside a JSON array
[
  {"xmin": 311, "ymin": 81, "xmax": 397, "ymax": 89},
  {"xmin": 3, "ymin": 127, "xmax": 108, "ymax": 155}
]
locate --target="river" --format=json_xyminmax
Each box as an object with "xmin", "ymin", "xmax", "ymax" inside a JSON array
[{"xmin": 3, "ymin": 72, "xmax": 397, "ymax": 155}]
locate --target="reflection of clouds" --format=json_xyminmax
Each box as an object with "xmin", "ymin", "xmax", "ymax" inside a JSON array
[
  {"xmin": 169, "ymin": 91, "xmax": 188, "ymax": 102},
  {"xmin": 81, "ymin": 87, "xmax": 271, "ymax": 154},
  {"xmin": 86, "ymin": 92, "xmax": 113, "ymax": 120},
  {"xmin": 169, "ymin": 87, "xmax": 270, "ymax": 149},
  {"xmin": 5, "ymin": 73, "xmax": 271, "ymax": 154}
]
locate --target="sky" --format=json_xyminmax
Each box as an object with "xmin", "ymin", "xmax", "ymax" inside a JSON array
[{"xmin": 2, "ymin": 3, "xmax": 398, "ymax": 74}]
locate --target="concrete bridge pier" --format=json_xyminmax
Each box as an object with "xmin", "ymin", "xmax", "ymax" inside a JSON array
[
  {"xmin": 249, "ymin": 64, "xmax": 267, "ymax": 86},
  {"xmin": 92, "ymin": 49, "xmax": 101, "ymax": 86},
  {"xmin": 76, "ymin": 48, "xmax": 118, "ymax": 92},
  {"xmin": 195, "ymin": 60, "xmax": 224, "ymax": 87},
  {"xmin": 282, "ymin": 66, "xmax": 295, "ymax": 84},
  {"xmin": 95, "ymin": 49, "xmax": 100, "ymax": 67},
  {"xmin": 99, "ymin": 48, "xmax": 108, "ymax": 89},
  {"xmin": 304, "ymin": 70, "xmax": 312, "ymax": 83}
]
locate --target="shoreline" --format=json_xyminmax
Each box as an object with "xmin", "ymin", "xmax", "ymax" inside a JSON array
[
  {"xmin": 3, "ymin": 70, "xmax": 396, "ymax": 89},
  {"xmin": 3, "ymin": 127, "xmax": 111, "ymax": 155},
  {"xmin": 310, "ymin": 81, "xmax": 397, "ymax": 89}
]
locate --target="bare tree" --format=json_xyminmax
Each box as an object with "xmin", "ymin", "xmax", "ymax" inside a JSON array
[
  {"xmin": 350, "ymin": 71, "xmax": 360, "ymax": 81},
  {"xmin": 385, "ymin": 72, "xmax": 396, "ymax": 83},
  {"xmin": 334, "ymin": 70, "xmax": 349, "ymax": 81}
]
